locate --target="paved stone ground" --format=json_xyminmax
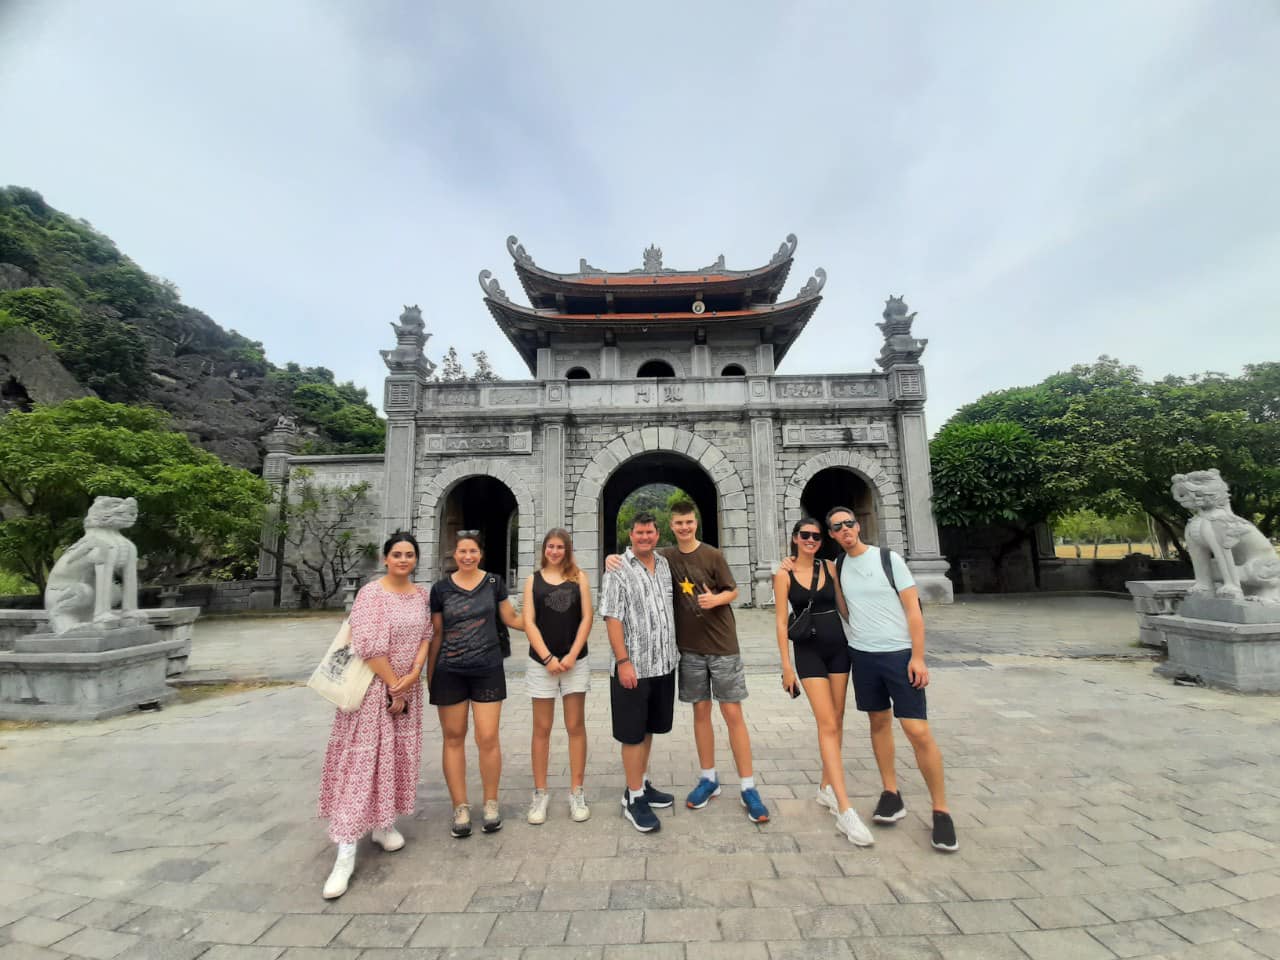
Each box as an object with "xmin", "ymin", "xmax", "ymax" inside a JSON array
[
  {"xmin": 185, "ymin": 596, "xmax": 1145, "ymax": 682},
  {"xmin": 4, "ymin": 597, "xmax": 1280, "ymax": 959}
]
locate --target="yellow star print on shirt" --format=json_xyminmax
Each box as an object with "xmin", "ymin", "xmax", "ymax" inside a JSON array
[{"xmin": 678, "ymin": 577, "xmax": 696, "ymax": 597}]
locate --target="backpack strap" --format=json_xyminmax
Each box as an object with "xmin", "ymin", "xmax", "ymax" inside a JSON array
[
  {"xmin": 835, "ymin": 552, "xmax": 845, "ymax": 581},
  {"xmin": 879, "ymin": 547, "xmax": 899, "ymax": 594}
]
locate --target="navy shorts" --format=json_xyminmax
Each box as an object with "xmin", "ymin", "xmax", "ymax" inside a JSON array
[{"xmin": 850, "ymin": 649, "xmax": 927, "ymax": 720}]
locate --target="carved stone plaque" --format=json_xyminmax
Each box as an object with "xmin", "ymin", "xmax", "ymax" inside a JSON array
[
  {"xmin": 896, "ymin": 370, "xmax": 923, "ymax": 397},
  {"xmin": 830, "ymin": 380, "xmax": 883, "ymax": 399},
  {"xmin": 423, "ymin": 431, "xmax": 532, "ymax": 455},
  {"xmin": 781, "ymin": 423, "xmax": 889, "ymax": 447},
  {"xmin": 774, "ymin": 380, "xmax": 825, "ymax": 400},
  {"xmin": 384, "ymin": 379, "xmax": 417, "ymax": 410},
  {"xmin": 432, "ymin": 389, "xmax": 480, "ymax": 407},
  {"xmin": 489, "ymin": 387, "xmax": 540, "ymax": 405}
]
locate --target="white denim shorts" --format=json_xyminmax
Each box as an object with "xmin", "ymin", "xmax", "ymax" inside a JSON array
[{"xmin": 526, "ymin": 657, "xmax": 591, "ymax": 699}]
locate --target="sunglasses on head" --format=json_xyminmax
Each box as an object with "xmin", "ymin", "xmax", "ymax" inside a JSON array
[
  {"xmin": 796, "ymin": 531, "xmax": 822, "ymax": 541},
  {"xmin": 829, "ymin": 519, "xmax": 858, "ymax": 531},
  {"xmin": 457, "ymin": 529, "xmax": 480, "ymax": 539}
]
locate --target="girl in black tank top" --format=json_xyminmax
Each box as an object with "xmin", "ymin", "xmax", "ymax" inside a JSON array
[
  {"xmin": 521, "ymin": 528, "xmax": 594, "ymax": 826},
  {"xmin": 772, "ymin": 518, "xmax": 860, "ymax": 831},
  {"xmin": 786, "ymin": 564, "xmax": 845, "ymax": 644}
]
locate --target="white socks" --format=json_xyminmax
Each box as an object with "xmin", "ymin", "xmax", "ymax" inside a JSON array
[
  {"xmin": 337, "ymin": 841, "xmax": 356, "ymax": 858},
  {"xmin": 701, "ymin": 768, "xmax": 717, "ymax": 782},
  {"xmin": 740, "ymin": 776, "xmax": 755, "ymax": 791}
]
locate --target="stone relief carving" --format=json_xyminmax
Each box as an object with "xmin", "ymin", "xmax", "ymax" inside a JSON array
[
  {"xmin": 769, "ymin": 233, "xmax": 799, "ymax": 265},
  {"xmin": 489, "ymin": 387, "xmax": 540, "ymax": 405},
  {"xmin": 477, "ymin": 269, "xmax": 509, "ymax": 302},
  {"xmin": 45, "ymin": 497, "xmax": 146, "ymax": 634},
  {"xmin": 424, "ymin": 432, "xmax": 532, "ymax": 455},
  {"xmin": 1175, "ymin": 469, "xmax": 1280, "ymax": 604},
  {"xmin": 782, "ymin": 424, "xmax": 889, "ymax": 447},
  {"xmin": 796, "ymin": 267, "xmax": 827, "ymax": 299},
  {"xmin": 775, "ymin": 380, "xmax": 825, "ymax": 399},
  {"xmin": 506, "ymin": 235, "xmax": 535, "ymax": 266},
  {"xmin": 830, "ymin": 380, "xmax": 882, "ymax": 398},
  {"xmin": 433, "ymin": 390, "xmax": 480, "ymax": 407}
]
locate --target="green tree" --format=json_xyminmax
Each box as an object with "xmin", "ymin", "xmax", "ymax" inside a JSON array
[
  {"xmin": 263, "ymin": 468, "xmax": 376, "ymax": 607},
  {"xmin": 470, "ymin": 351, "xmax": 501, "ymax": 381},
  {"xmin": 940, "ymin": 357, "xmax": 1280, "ymax": 555},
  {"xmin": 0, "ymin": 398, "xmax": 268, "ymax": 589}
]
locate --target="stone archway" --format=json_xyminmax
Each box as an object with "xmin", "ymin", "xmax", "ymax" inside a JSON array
[
  {"xmin": 417, "ymin": 458, "xmax": 537, "ymax": 585},
  {"xmin": 782, "ymin": 451, "xmax": 904, "ymax": 554},
  {"xmin": 571, "ymin": 427, "xmax": 749, "ymax": 593}
]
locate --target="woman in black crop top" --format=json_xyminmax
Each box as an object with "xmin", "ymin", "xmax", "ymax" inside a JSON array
[
  {"xmin": 773, "ymin": 518, "xmax": 871, "ymax": 845},
  {"xmin": 521, "ymin": 528, "xmax": 594, "ymax": 825}
]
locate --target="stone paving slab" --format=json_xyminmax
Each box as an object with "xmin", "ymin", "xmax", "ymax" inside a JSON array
[
  {"xmin": 5, "ymin": 598, "xmax": 1280, "ymax": 958},
  {"xmin": 184, "ymin": 596, "xmax": 1140, "ymax": 683}
]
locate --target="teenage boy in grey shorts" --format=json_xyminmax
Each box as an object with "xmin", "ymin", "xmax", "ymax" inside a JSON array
[{"xmin": 608, "ymin": 500, "xmax": 768, "ymax": 823}]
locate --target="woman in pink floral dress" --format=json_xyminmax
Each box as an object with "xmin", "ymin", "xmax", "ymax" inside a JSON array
[{"xmin": 318, "ymin": 531, "xmax": 432, "ymax": 899}]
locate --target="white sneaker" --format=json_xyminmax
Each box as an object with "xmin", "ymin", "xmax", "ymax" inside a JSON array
[
  {"xmin": 371, "ymin": 826, "xmax": 404, "ymax": 851},
  {"xmin": 322, "ymin": 847, "xmax": 355, "ymax": 899},
  {"xmin": 815, "ymin": 784, "xmax": 839, "ymax": 816},
  {"xmin": 836, "ymin": 808, "xmax": 875, "ymax": 847},
  {"xmin": 528, "ymin": 789, "xmax": 549, "ymax": 825},
  {"xmin": 569, "ymin": 787, "xmax": 591, "ymax": 822}
]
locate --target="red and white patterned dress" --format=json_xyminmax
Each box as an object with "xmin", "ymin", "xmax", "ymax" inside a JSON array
[{"xmin": 318, "ymin": 580, "xmax": 432, "ymax": 843}]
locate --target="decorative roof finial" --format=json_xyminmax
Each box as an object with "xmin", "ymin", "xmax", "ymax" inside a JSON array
[
  {"xmin": 642, "ymin": 244, "xmax": 663, "ymax": 272},
  {"xmin": 477, "ymin": 269, "xmax": 509, "ymax": 302},
  {"xmin": 797, "ymin": 267, "xmax": 827, "ymax": 298},
  {"xmin": 770, "ymin": 233, "xmax": 799, "ymax": 265},
  {"xmin": 381, "ymin": 304, "xmax": 435, "ymax": 377},
  {"xmin": 506, "ymin": 235, "xmax": 534, "ymax": 266}
]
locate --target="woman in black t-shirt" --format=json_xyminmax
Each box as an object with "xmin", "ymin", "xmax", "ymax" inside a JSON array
[
  {"xmin": 521, "ymin": 528, "xmax": 594, "ymax": 825},
  {"xmin": 428, "ymin": 531, "xmax": 524, "ymax": 839}
]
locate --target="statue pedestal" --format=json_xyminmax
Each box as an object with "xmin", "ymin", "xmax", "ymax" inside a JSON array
[
  {"xmin": 1152, "ymin": 613, "xmax": 1280, "ymax": 693},
  {"xmin": 907, "ymin": 558, "xmax": 955, "ymax": 605},
  {"xmin": 1125, "ymin": 580, "xmax": 1196, "ymax": 649},
  {"xmin": 0, "ymin": 623, "xmax": 183, "ymax": 721},
  {"xmin": 0, "ymin": 608, "xmax": 198, "ymax": 676}
]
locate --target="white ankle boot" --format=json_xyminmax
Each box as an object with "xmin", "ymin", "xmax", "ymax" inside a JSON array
[
  {"xmin": 372, "ymin": 826, "xmax": 405, "ymax": 851},
  {"xmin": 322, "ymin": 844, "xmax": 356, "ymax": 899}
]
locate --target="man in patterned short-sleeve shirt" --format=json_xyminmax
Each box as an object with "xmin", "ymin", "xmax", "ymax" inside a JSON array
[{"xmin": 599, "ymin": 512, "xmax": 678, "ymax": 833}]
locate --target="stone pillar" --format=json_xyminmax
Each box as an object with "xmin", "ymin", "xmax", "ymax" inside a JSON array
[
  {"xmin": 382, "ymin": 414, "xmax": 417, "ymax": 534},
  {"xmin": 749, "ymin": 416, "xmax": 781, "ymax": 606},
  {"xmin": 255, "ymin": 418, "xmax": 302, "ymax": 607},
  {"xmin": 754, "ymin": 343, "xmax": 775, "ymax": 375},
  {"xmin": 379, "ymin": 305, "xmax": 435, "ymax": 535},
  {"xmin": 879, "ymin": 296, "xmax": 953, "ymax": 603},
  {"xmin": 691, "ymin": 343, "xmax": 712, "ymax": 377},
  {"xmin": 600, "ymin": 344, "xmax": 620, "ymax": 378},
  {"xmin": 542, "ymin": 418, "xmax": 566, "ymax": 529},
  {"xmin": 536, "ymin": 347, "xmax": 553, "ymax": 379}
]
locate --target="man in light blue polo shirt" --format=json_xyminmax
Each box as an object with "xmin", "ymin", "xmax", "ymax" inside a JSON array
[{"xmin": 827, "ymin": 506, "xmax": 957, "ymax": 853}]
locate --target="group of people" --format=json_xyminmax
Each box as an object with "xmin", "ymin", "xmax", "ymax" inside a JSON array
[{"xmin": 315, "ymin": 501, "xmax": 957, "ymax": 900}]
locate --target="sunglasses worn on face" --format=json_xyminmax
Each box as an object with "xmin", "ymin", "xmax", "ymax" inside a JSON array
[
  {"xmin": 829, "ymin": 520, "xmax": 858, "ymax": 531},
  {"xmin": 796, "ymin": 531, "xmax": 822, "ymax": 541}
]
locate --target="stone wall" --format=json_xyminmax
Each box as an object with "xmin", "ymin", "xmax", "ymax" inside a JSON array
[{"xmin": 278, "ymin": 454, "xmax": 386, "ymax": 608}]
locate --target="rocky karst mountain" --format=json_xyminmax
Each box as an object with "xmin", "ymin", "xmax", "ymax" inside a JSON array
[{"xmin": 0, "ymin": 186, "xmax": 384, "ymax": 470}]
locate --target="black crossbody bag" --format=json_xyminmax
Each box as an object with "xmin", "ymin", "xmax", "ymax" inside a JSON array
[{"xmin": 786, "ymin": 563, "xmax": 819, "ymax": 643}]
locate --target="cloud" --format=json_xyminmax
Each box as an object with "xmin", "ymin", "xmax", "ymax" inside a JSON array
[{"xmin": 1, "ymin": 0, "xmax": 1276, "ymax": 431}]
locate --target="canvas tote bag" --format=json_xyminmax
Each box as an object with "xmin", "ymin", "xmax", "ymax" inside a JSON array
[{"xmin": 307, "ymin": 620, "xmax": 375, "ymax": 712}]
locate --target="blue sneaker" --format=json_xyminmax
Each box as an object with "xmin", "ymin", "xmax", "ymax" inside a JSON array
[
  {"xmin": 643, "ymin": 780, "xmax": 674, "ymax": 809},
  {"xmin": 741, "ymin": 787, "xmax": 769, "ymax": 823},
  {"xmin": 621, "ymin": 791, "xmax": 661, "ymax": 833},
  {"xmin": 686, "ymin": 777, "xmax": 721, "ymax": 809}
]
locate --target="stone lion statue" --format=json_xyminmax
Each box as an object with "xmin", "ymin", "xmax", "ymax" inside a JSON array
[
  {"xmin": 1174, "ymin": 469, "xmax": 1280, "ymax": 605},
  {"xmin": 45, "ymin": 496, "xmax": 147, "ymax": 634}
]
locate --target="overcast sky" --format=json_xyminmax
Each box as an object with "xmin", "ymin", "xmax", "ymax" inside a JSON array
[{"xmin": 3, "ymin": 1, "xmax": 1277, "ymax": 430}]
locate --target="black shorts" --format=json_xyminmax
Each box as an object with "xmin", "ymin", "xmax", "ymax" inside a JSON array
[
  {"xmin": 793, "ymin": 619, "xmax": 851, "ymax": 679},
  {"xmin": 429, "ymin": 665, "xmax": 507, "ymax": 706},
  {"xmin": 850, "ymin": 649, "xmax": 927, "ymax": 720},
  {"xmin": 609, "ymin": 669, "xmax": 676, "ymax": 745}
]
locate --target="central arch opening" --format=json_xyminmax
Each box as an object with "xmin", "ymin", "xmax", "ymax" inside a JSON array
[
  {"xmin": 636, "ymin": 359, "xmax": 676, "ymax": 378},
  {"xmin": 799, "ymin": 467, "xmax": 879, "ymax": 560},
  {"xmin": 438, "ymin": 475, "xmax": 518, "ymax": 584},
  {"xmin": 602, "ymin": 452, "xmax": 719, "ymax": 559}
]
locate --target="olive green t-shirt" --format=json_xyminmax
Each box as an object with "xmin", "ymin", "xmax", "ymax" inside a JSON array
[{"xmin": 661, "ymin": 543, "xmax": 739, "ymax": 656}]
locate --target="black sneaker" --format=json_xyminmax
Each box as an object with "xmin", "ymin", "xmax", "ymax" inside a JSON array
[
  {"xmin": 931, "ymin": 811, "xmax": 958, "ymax": 852},
  {"xmin": 621, "ymin": 791, "xmax": 661, "ymax": 833},
  {"xmin": 873, "ymin": 790, "xmax": 907, "ymax": 824},
  {"xmin": 643, "ymin": 780, "xmax": 674, "ymax": 809}
]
